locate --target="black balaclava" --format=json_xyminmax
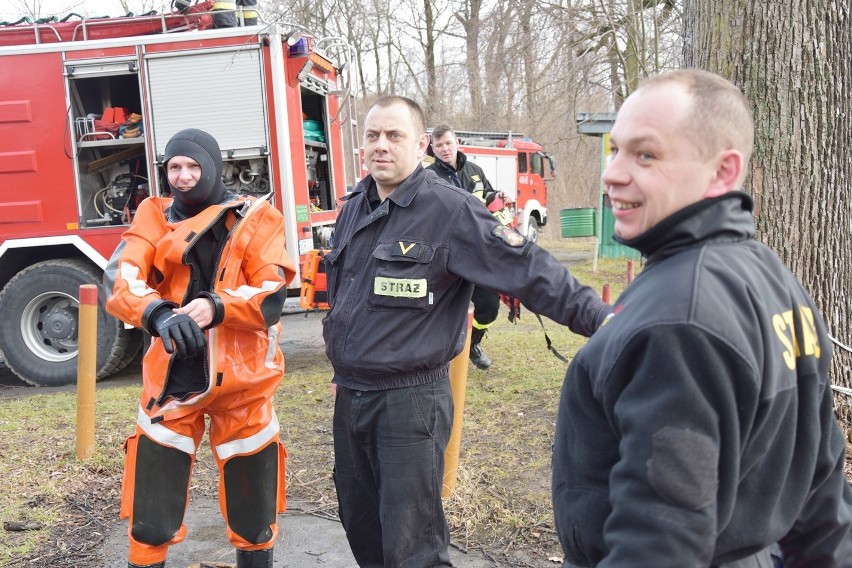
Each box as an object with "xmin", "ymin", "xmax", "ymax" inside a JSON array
[{"xmin": 163, "ymin": 128, "xmax": 227, "ymax": 220}]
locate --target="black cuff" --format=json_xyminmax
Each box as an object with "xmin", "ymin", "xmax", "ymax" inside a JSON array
[
  {"xmin": 196, "ymin": 292, "xmax": 225, "ymax": 328},
  {"xmin": 142, "ymin": 300, "xmax": 178, "ymax": 336}
]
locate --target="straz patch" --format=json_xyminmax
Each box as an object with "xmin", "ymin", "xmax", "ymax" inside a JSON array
[
  {"xmin": 395, "ymin": 241, "xmax": 421, "ymax": 258},
  {"xmin": 374, "ymin": 277, "xmax": 428, "ymax": 298},
  {"xmin": 492, "ymin": 225, "xmax": 526, "ymax": 247}
]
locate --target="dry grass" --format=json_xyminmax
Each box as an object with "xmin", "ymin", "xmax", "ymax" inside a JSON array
[
  {"xmin": 1, "ymin": 239, "xmax": 849, "ymax": 567},
  {"xmin": 0, "ymin": 391, "xmax": 131, "ymax": 567}
]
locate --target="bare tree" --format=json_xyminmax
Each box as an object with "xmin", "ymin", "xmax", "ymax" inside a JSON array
[
  {"xmin": 113, "ymin": 0, "xmax": 172, "ymax": 15},
  {"xmin": 454, "ymin": 0, "xmax": 484, "ymax": 126},
  {"xmin": 571, "ymin": 0, "xmax": 680, "ymax": 108},
  {"xmin": 2, "ymin": 0, "xmax": 172, "ymax": 19},
  {"xmin": 258, "ymin": 0, "xmax": 651, "ymax": 225},
  {"xmin": 2, "ymin": 0, "xmax": 77, "ymax": 19},
  {"xmin": 684, "ymin": 0, "xmax": 852, "ymax": 431},
  {"xmin": 328, "ymin": 0, "xmax": 377, "ymax": 100}
]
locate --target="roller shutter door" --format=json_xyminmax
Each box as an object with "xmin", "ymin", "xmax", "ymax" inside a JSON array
[{"xmin": 146, "ymin": 47, "xmax": 268, "ymax": 156}]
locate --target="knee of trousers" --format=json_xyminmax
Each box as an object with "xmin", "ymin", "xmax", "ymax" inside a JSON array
[
  {"xmin": 222, "ymin": 440, "xmax": 286, "ymax": 548},
  {"xmin": 122, "ymin": 434, "xmax": 192, "ymax": 559}
]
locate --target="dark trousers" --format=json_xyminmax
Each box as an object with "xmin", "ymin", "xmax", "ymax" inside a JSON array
[
  {"xmin": 471, "ymin": 285, "xmax": 499, "ymax": 328},
  {"xmin": 713, "ymin": 547, "xmax": 777, "ymax": 568},
  {"xmin": 563, "ymin": 547, "xmax": 778, "ymax": 568},
  {"xmin": 333, "ymin": 379, "xmax": 454, "ymax": 567}
]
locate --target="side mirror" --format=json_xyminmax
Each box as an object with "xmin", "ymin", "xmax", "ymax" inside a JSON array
[{"xmin": 542, "ymin": 152, "xmax": 556, "ymax": 181}]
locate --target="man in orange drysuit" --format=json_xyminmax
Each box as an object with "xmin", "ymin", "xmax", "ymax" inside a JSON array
[{"xmin": 104, "ymin": 128, "xmax": 295, "ymax": 568}]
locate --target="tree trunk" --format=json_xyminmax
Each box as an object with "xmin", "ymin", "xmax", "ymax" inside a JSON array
[
  {"xmin": 456, "ymin": 0, "xmax": 484, "ymax": 127},
  {"xmin": 422, "ymin": 0, "xmax": 438, "ymax": 119},
  {"xmin": 518, "ymin": 0, "xmax": 536, "ymax": 125},
  {"xmin": 684, "ymin": 0, "xmax": 852, "ymax": 432}
]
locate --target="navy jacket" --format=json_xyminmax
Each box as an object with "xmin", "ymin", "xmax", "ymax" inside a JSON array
[{"xmin": 322, "ymin": 165, "xmax": 610, "ymax": 390}]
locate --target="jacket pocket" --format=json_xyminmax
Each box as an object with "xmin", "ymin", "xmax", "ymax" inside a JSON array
[
  {"xmin": 276, "ymin": 440, "xmax": 287, "ymax": 514},
  {"xmin": 367, "ymin": 241, "xmax": 435, "ymax": 312},
  {"xmin": 323, "ymin": 246, "xmax": 344, "ymax": 306},
  {"xmin": 119, "ymin": 433, "xmax": 140, "ymax": 520}
]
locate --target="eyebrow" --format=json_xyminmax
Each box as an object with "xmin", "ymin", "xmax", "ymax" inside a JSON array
[
  {"xmin": 366, "ymin": 127, "xmax": 401, "ymax": 133},
  {"xmin": 611, "ymin": 134, "xmax": 660, "ymax": 147}
]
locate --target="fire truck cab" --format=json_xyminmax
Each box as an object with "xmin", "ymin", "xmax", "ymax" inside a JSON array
[
  {"xmin": 0, "ymin": 2, "xmax": 357, "ymax": 386},
  {"xmin": 453, "ymin": 131, "xmax": 553, "ymax": 243}
]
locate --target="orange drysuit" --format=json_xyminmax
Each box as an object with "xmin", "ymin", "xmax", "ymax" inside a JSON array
[{"xmin": 104, "ymin": 193, "xmax": 295, "ymax": 565}]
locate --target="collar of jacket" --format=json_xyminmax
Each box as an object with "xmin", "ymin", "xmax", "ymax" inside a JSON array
[
  {"xmin": 165, "ymin": 191, "xmax": 241, "ymax": 223},
  {"xmin": 349, "ymin": 165, "xmax": 428, "ymax": 208},
  {"xmin": 615, "ymin": 191, "xmax": 755, "ymax": 262},
  {"xmin": 430, "ymin": 149, "xmax": 468, "ymax": 173}
]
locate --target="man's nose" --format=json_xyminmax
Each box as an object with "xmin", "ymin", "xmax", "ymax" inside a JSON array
[
  {"xmin": 374, "ymin": 134, "xmax": 390, "ymax": 150},
  {"xmin": 602, "ymin": 154, "xmax": 627, "ymax": 186}
]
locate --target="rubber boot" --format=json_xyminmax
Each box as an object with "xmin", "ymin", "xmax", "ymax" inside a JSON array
[
  {"xmin": 469, "ymin": 327, "xmax": 492, "ymax": 370},
  {"xmin": 236, "ymin": 547, "xmax": 273, "ymax": 568},
  {"xmin": 128, "ymin": 563, "xmax": 165, "ymax": 568}
]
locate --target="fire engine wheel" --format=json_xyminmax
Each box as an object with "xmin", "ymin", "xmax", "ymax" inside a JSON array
[
  {"xmin": 112, "ymin": 328, "xmax": 144, "ymax": 374},
  {"xmin": 0, "ymin": 259, "xmax": 140, "ymax": 387},
  {"xmin": 526, "ymin": 217, "xmax": 540, "ymax": 244}
]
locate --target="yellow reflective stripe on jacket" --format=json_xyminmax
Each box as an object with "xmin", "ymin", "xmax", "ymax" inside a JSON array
[
  {"xmin": 493, "ymin": 207, "xmax": 515, "ymax": 226},
  {"xmin": 213, "ymin": 1, "xmax": 236, "ymax": 9}
]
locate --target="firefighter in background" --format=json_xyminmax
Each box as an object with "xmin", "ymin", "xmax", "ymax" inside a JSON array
[
  {"xmin": 104, "ymin": 128, "xmax": 294, "ymax": 568},
  {"xmin": 426, "ymin": 123, "xmax": 501, "ymax": 369},
  {"xmin": 212, "ymin": 0, "xmax": 258, "ymax": 27}
]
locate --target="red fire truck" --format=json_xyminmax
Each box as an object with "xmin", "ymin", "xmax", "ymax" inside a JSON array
[
  {"xmin": 0, "ymin": 2, "xmax": 358, "ymax": 386},
  {"xmin": 453, "ymin": 131, "xmax": 554, "ymax": 243}
]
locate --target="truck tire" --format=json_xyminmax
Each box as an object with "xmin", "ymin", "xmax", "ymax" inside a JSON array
[
  {"xmin": 0, "ymin": 259, "xmax": 140, "ymax": 387},
  {"xmin": 526, "ymin": 216, "xmax": 540, "ymax": 244},
  {"xmin": 112, "ymin": 327, "xmax": 144, "ymax": 374}
]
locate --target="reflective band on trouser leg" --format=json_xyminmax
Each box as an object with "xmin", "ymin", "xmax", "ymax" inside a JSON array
[
  {"xmin": 212, "ymin": 1, "xmax": 237, "ymax": 27},
  {"xmin": 222, "ymin": 441, "xmax": 281, "ymax": 549},
  {"xmin": 125, "ymin": 434, "xmax": 193, "ymax": 565},
  {"xmin": 210, "ymin": 368, "xmax": 284, "ymax": 550},
  {"xmin": 237, "ymin": 0, "xmax": 258, "ymax": 25}
]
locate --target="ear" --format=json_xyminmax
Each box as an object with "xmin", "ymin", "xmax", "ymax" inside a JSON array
[
  {"xmin": 704, "ymin": 149, "xmax": 743, "ymax": 198},
  {"xmin": 417, "ymin": 133, "xmax": 430, "ymax": 157}
]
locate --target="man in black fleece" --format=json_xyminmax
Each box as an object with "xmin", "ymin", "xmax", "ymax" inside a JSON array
[{"xmin": 552, "ymin": 69, "xmax": 852, "ymax": 567}]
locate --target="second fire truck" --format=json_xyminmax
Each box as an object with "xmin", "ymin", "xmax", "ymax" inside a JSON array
[{"xmin": 454, "ymin": 131, "xmax": 554, "ymax": 243}]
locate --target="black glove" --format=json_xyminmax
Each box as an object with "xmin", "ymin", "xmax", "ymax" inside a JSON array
[{"xmin": 150, "ymin": 308, "xmax": 206, "ymax": 358}]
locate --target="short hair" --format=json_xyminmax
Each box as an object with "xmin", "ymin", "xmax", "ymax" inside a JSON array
[
  {"xmin": 431, "ymin": 123, "xmax": 456, "ymax": 141},
  {"xmin": 637, "ymin": 69, "xmax": 754, "ymax": 164},
  {"xmin": 367, "ymin": 95, "xmax": 426, "ymax": 134}
]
